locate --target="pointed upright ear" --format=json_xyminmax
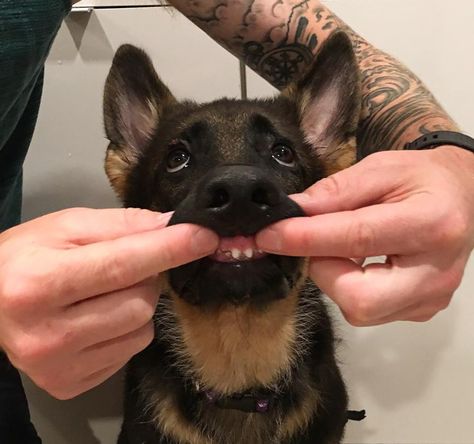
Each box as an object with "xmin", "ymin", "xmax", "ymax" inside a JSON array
[
  {"xmin": 103, "ymin": 44, "xmax": 176, "ymax": 199},
  {"xmin": 284, "ymin": 32, "xmax": 361, "ymax": 175}
]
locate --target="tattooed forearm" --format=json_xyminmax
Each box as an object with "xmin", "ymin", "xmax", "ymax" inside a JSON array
[
  {"xmin": 338, "ymin": 23, "xmax": 458, "ymax": 155},
  {"xmin": 168, "ymin": 0, "xmax": 457, "ymax": 155}
]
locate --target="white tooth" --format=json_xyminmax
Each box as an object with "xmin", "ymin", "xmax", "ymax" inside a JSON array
[
  {"xmin": 257, "ymin": 249, "xmax": 264, "ymax": 254},
  {"xmin": 231, "ymin": 248, "xmax": 241, "ymax": 260},
  {"xmin": 244, "ymin": 248, "xmax": 253, "ymax": 259}
]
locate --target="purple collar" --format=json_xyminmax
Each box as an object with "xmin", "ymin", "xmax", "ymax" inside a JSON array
[{"xmin": 199, "ymin": 388, "xmax": 275, "ymax": 414}]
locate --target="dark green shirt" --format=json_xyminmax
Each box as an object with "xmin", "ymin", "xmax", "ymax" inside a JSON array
[
  {"xmin": 0, "ymin": 2, "xmax": 70, "ymax": 442},
  {"xmin": 0, "ymin": 0, "xmax": 70, "ymax": 231}
]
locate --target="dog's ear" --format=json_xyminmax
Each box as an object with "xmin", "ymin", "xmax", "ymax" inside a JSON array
[
  {"xmin": 103, "ymin": 44, "xmax": 176, "ymax": 198},
  {"xmin": 284, "ymin": 32, "xmax": 360, "ymax": 174}
]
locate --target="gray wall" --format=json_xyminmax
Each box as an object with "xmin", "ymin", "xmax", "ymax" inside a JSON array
[{"xmin": 22, "ymin": 1, "xmax": 474, "ymax": 443}]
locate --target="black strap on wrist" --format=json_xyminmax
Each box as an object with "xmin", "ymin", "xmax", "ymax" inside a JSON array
[{"xmin": 404, "ymin": 131, "xmax": 474, "ymax": 154}]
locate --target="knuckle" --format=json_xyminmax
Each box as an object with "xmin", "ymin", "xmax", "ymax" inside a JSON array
[
  {"xmin": 134, "ymin": 323, "xmax": 154, "ymax": 352},
  {"xmin": 127, "ymin": 296, "xmax": 157, "ymax": 326},
  {"xmin": 55, "ymin": 207, "xmax": 88, "ymax": 227},
  {"xmin": 0, "ymin": 277, "xmax": 36, "ymax": 315},
  {"xmin": 342, "ymin": 312, "xmax": 368, "ymax": 327},
  {"xmin": 9, "ymin": 337, "xmax": 46, "ymax": 367},
  {"xmin": 436, "ymin": 295, "xmax": 452, "ymax": 311},
  {"xmin": 429, "ymin": 209, "xmax": 468, "ymax": 247},
  {"xmin": 10, "ymin": 328, "xmax": 70, "ymax": 368},
  {"xmin": 346, "ymin": 220, "xmax": 376, "ymax": 258},
  {"xmin": 121, "ymin": 207, "xmax": 153, "ymax": 230},
  {"xmin": 0, "ymin": 264, "xmax": 53, "ymax": 314},
  {"xmin": 340, "ymin": 286, "xmax": 377, "ymax": 326},
  {"xmin": 101, "ymin": 254, "xmax": 130, "ymax": 289},
  {"xmin": 438, "ymin": 268, "xmax": 464, "ymax": 294},
  {"xmin": 317, "ymin": 175, "xmax": 344, "ymax": 200}
]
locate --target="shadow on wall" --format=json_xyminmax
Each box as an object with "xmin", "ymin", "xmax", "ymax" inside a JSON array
[
  {"xmin": 22, "ymin": 169, "xmax": 118, "ymax": 222},
  {"xmin": 49, "ymin": 10, "xmax": 114, "ymax": 62},
  {"xmin": 24, "ymin": 370, "xmax": 124, "ymax": 444},
  {"xmin": 337, "ymin": 300, "xmax": 460, "ymax": 441}
]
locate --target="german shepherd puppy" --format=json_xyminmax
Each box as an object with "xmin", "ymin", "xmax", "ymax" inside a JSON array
[{"xmin": 103, "ymin": 31, "xmax": 361, "ymax": 444}]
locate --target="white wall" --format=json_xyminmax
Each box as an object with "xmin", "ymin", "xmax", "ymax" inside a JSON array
[{"xmin": 22, "ymin": 2, "xmax": 474, "ymax": 443}]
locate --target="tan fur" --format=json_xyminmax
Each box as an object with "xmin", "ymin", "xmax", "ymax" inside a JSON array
[
  {"xmin": 144, "ymin": 387, "xmax": 210, "ymax": 444},
  {"xmin": 279, "ymin": 380, "xmax": 321, "ymax": 440},
  {"xmin": 104, "ymin": 143, "xmax": 135, "ymax": 198},
  {"xmin": 322, "ymin": 137, "xmax": 357, "ymax": 175},
  {"xmin": 172, "ymin": 291, "xmax": 299, "ymax": 394}
]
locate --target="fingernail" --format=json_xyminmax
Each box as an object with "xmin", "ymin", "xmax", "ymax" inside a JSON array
[
  {"xmin": 291, "ymin": 192, "xmax": 311, "ymax": 204},
  {"xmin": 291, "ymin": 193, "xmax": 315, "ymax": 212},
  {"xmin": 191, "ymin": 228, "xmax": 219, "ymax": 255},
  {"xmin": 256, "ymin": 228, "xmax": 282, "ymax": 253},
  {"xmin": 156, "ymin": 211, "xmax": 173, "ymax": 226}
]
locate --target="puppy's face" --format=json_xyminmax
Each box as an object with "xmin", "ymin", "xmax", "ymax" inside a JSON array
[{"xmin": 103, "ymin": 33, "xmax": 360, "ymax": 309}]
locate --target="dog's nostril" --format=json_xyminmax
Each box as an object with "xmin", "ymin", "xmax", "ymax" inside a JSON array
[{"xmin": 208, "ymin": 187, "xmax": 230, "ymax": 209}]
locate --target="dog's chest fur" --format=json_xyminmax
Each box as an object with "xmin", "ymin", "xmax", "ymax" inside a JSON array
[{"xmin": 124, "ymin": 283, "xmax": 341, "ymax": 444}]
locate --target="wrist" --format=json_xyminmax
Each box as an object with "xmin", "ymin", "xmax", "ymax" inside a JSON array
[{"xmin": 436, "ymin": 145, "xmax": 474, "ymax": 163}]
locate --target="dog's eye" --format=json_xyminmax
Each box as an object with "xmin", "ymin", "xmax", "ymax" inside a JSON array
[
  {"xmin": 271, "ymin": 144, "xmax": 295, "ymax": 167},
  {"xmin": 167, "ymin": 141, "xmax": 191, "ymax": 173}
]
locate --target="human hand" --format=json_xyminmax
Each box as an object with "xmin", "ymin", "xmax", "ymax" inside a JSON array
[
  {"xmin": 256, "ymin": 146, "xmax": 474, "ymax": 325},
  {"xmin": 0, "ymin": 208, "xmax": 218, "ymax": 399}
]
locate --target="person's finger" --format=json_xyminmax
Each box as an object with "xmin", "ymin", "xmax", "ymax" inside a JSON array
[
  {"xmin": 82, "ymin": 321, "xmax": 154, "ymax": 365},
  {"xmin": 51, "ymin": 207, "xmax": 173, "ymax": 245},
  {"xmin": 307, "ymin": 256, "xmax": 444, "ymax": 326},
  {"xmin": 65, "ymin": 278, "xmax": 159, "ymax": 348},
  {"xmin": 375, "ymin": 294, "xmax": 453, "ymax": 324},
  {"xmin": 54, "ymin": 224, "xmax": 218, "ymax": 305},
  {"xmin": 51, "ymin": 360, "xmax": 128, "ymax": 400},
  {"xmin": 256, "ymin": 199, "xmax": 436, "ymax": 258},
  {"xmin": 290, "ymin": 150, "xmax": 418, "ymax": 215}
]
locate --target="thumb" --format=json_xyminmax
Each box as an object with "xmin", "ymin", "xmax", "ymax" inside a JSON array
[
  {"xmin": 291, "ymin": 151, "xmax": 410, "ymax": 215},
  {"xmin": 47, "ymin": 207, "xmax": 173, "ymax": 245}
]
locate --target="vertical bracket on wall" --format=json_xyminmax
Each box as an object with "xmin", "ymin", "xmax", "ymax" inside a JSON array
[{"xmin": 239, "ymin": 60, "xmax": 247, "ymax": 100}]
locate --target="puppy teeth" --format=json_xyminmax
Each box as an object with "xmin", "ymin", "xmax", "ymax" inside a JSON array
[
  {"xmin": 231, "ymin": 248, "xmax": 241, "ymax": 260},
  {"xmin": 244, "ymin": 248, "xmax": 253, "ymax": 259}
]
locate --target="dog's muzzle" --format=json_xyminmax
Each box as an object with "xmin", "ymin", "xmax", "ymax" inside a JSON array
[
  {"xmin": 167, "ymin": 165, "xmax": 304, "ymax": 307},
  {"xmin": 169, "ymin": 164, "xmax": 303, "ymax": 237}
]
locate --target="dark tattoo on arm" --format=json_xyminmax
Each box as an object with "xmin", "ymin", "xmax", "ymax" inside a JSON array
[
  {"xmin": 339, "ymin": 25, "xmax": 458, "ymax": 156},
  {"xmin": 239, "ymin": 1, "xmax": 316, "ymax": 88},
  {"xmin": 169, "ymin": 0, "xmax": 457, "ymax": 154}
]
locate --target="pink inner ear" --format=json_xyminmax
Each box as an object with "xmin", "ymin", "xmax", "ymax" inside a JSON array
[
  {"xmin": 118, "ymin": 93, "xmax": 157, "ymax": 152},
  {"xmin": 301, "ymin": 82, "xmax": 341, "ymax": 156}
]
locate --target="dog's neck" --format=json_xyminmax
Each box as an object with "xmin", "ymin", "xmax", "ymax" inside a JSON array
[{"xmin": 169, "ymin": 293, "xmax": 300, "ymax": 394}]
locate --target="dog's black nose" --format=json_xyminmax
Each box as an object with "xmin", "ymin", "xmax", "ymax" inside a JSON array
[
  {"xmin": 169, "ymin": 165, "xmax": 303, "ymax": 237},
  {"xmin": 203, "ymin": 166, "xmax": 281, "ymax": 214}
]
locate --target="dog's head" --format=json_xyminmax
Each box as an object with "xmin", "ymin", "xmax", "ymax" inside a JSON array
[{"xmin": 103, "ymin": 32, "xmax": 359, "ymax": 310}]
